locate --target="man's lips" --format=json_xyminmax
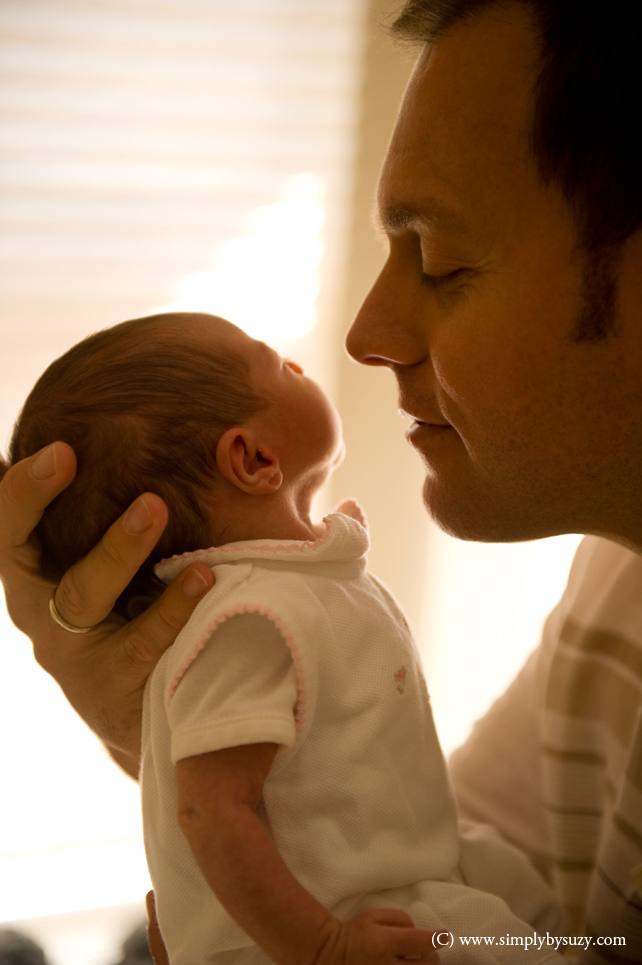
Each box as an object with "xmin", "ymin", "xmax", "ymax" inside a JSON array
[
  {"xmin": 406, "ymin": 421, "xmax": 453, "ymax": 437},
  {"xmin": 405, "ymin": 422, "xmax": 455, "ymax": 460},
  {"xmin": 400, "ymin": 407, "xmax": 451, "ymax": 429},
  {"xmin": 400, "ymin": 409, "xmax": 455, "ymax": 452}
]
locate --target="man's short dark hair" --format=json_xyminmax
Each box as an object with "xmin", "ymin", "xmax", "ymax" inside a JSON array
[
  {"xmin": 392, "ymin": 1, "xmax": 642, "ymax": 257},
  {"xmin": 8, "ymin": 313, "xmax": 268, "ymax": 614}
]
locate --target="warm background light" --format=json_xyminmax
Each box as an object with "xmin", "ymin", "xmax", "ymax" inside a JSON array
[{"xmin": 159, "ymin": 174, "xmax": 325, "ymax": 342}]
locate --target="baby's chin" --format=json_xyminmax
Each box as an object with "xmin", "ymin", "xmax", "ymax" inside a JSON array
[
  {"xmin": 333, "ymin": 438, "xmax": 347, "ymax": 470},
  {"xmin": 321, "ymin": 438, "xmax": 346, "ymax": 487}
]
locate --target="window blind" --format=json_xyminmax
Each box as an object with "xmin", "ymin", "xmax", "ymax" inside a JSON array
[{"xmin": 0, "ymin": 0, "xmax": 363, "ymax": 349}]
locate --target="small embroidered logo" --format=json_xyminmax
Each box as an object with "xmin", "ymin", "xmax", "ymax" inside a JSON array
[{"xmin": 394, "ymin": 666, "xmax": 407, "ymax": 694}]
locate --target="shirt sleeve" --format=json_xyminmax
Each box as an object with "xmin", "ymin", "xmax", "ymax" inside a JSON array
[
  {"xmin": 448, "ymin": 639, "xmax": 552, "ymax": 880},
  {"xmin": 167, "ymin": 611, "xmax": 298, "ymax": 764}
]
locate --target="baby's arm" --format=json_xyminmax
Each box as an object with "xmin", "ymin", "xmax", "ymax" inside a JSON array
[{"xmin": 176, "ymin": 743, "xmax": 436, "ymax": 965}]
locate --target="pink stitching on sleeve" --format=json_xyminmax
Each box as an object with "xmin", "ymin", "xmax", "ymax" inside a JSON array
[{"xmin": 167, "ymin": 606, "xmax": 306, "ymax": 732}]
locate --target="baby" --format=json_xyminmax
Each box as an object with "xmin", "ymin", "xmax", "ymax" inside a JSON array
[{"xmin": 10, "ymin": 313, "xmax": 563, "ymax": 964}]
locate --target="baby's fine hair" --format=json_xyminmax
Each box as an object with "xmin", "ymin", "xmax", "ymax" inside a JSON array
[{"xmin": 8, "ymin": 312, "xmax": 268, "ymax": 614}]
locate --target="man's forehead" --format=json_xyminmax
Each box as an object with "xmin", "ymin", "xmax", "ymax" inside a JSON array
[
  {"xmin": 375, "ymin": 79, "xmax": 495, "ymax": 239},
  {"xmin": 375, "ymin": 149, "xmax": 475, "ymax": 238},
  {"xmin": 375, "ymin": 3, "xmax": 539, "ymax": 237}
]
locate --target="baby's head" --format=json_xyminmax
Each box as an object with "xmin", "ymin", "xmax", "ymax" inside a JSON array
[{"xmin": 9, "ymin": 312, "xmax": 343, "ymax": 613}]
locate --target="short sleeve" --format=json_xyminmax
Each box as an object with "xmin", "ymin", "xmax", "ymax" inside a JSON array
[{"xmin": 168, "ymin": 612, "xmax": 298, "ymax": 764}]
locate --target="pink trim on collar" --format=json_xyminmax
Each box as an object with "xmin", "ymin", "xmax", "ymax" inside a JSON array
[{"xmin": 159, "ymin": 515, "xmax": 333, "ymax": 567}]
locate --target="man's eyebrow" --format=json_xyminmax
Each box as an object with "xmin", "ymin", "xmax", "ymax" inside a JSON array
[{"xmin": 373, "ymin": 203, "xmax": 464, "ymax": 237}]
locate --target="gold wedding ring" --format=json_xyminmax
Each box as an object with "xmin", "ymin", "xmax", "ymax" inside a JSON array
[{"xmin": 49, "ymin": 591, "xmax": 99, "ymax": 634}]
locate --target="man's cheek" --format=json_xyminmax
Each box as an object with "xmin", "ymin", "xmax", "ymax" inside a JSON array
[{"xmin": 435, "ymin": 341, "xmax": 521, "ymax": 415}]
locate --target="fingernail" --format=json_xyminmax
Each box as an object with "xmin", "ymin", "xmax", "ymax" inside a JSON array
[
  {"xmin": 123, "ymin": 495, "xmax": 153, "ymax": 534},
  {"xmin": 30, "ymin": 444, "xmax": 57, "ymax": 480},
  {"xmin": 182, "ymin": 569, "xmax": 209, "ymax": 598}
]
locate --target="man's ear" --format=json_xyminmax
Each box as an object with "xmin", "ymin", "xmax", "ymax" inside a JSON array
[{"xmin": 216, "ymin": 427, "xmax": 283, "ymax": 495}]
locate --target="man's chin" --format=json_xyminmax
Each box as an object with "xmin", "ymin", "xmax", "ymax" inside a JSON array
[
  {"xmin": 421, "ymin": 473, "xmax": 554, "ymax": 544},
  {"xmin": 422, "ymin": 474, "xmax": 487, "ymax": 541}
]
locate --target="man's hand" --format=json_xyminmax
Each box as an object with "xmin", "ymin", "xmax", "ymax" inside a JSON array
[
  {"xmin": 317, "ymin": 909, "xmax": 438, "ymax": 964},
  {"xmin": 146, "ymin": 892, "xmax": 169, "ymax": 965},
  {"xmin": 0, "ymin": 442, "xmax": 215, "ymax": 773}
]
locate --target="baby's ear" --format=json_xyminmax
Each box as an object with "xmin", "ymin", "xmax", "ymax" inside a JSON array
[{"xmin": 216, "ymin": 428, "xmax": 283, "ymax": 495}]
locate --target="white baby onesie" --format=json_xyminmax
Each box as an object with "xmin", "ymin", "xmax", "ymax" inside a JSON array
[{"xmin": 143, "ymin": 512, "xmax": 562, "ymax": 964}]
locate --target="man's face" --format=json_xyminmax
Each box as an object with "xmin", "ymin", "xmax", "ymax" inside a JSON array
[{"xmin": 346, "ymin": 2, "xmax": 642, "ymax": 545}]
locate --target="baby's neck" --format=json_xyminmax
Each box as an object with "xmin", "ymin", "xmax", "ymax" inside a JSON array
[{"xmin": 214, "ymin": 491, "xmax": 326, "ymax": 547}]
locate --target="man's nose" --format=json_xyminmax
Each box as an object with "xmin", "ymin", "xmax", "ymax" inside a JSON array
[{"xmin": 345, "ymin": 257, "xmax": 426, "ymax": 368}]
